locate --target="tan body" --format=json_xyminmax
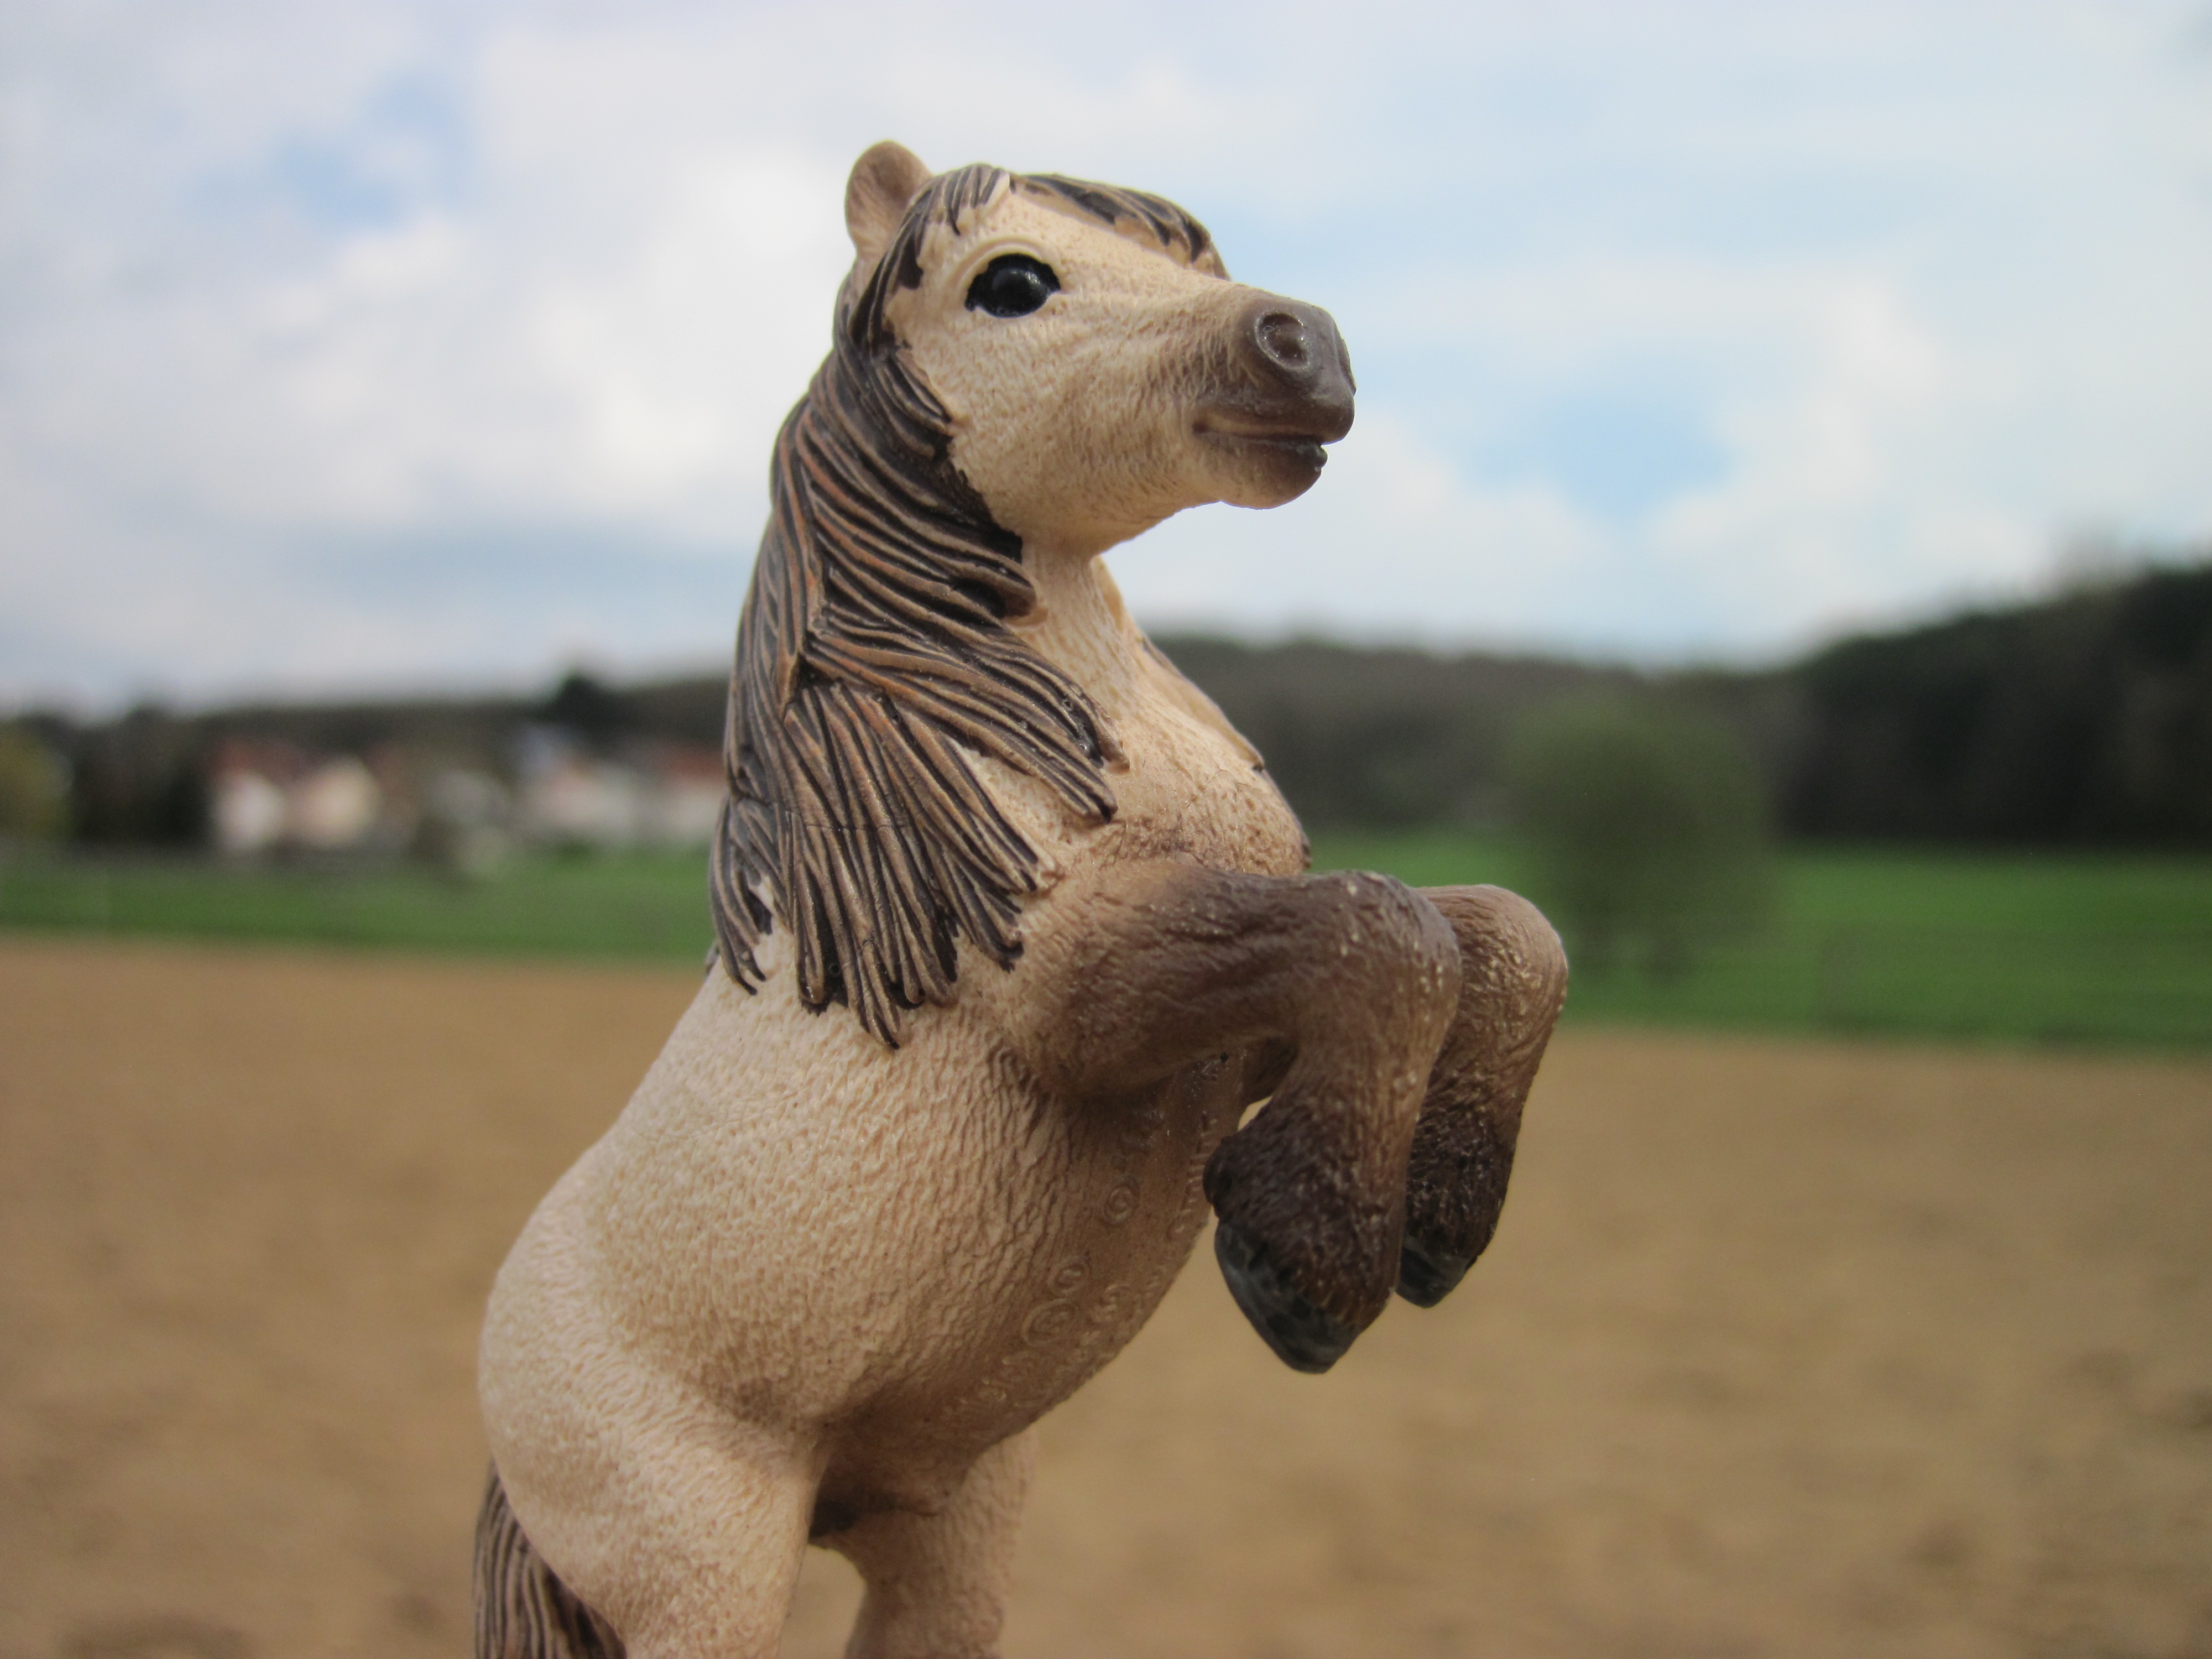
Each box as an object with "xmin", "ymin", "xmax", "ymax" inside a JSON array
[{"xmin": 478, "ymin": 145, "xmax": 1566, "ymax": 1659}]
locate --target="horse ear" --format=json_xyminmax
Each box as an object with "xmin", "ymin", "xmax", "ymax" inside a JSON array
[{"xmin": 846, "ymin": 141, "xmax": 933, "ymax": 269}]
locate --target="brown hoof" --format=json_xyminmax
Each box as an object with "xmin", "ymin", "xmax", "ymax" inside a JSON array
[
  {"xmin": 1214, "ymin": 1222, "xmax": 1360, "ymax": 1374},
  {"xmin": 1394, "ymin": 1232, "xmax": 1473, "ymax": 1308}
]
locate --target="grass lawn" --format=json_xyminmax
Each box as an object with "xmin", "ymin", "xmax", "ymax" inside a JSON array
[
  {"xmin": 1310, "ymin": 830, "xmax": 2212, "ymax": 1050},
  {"xmin": 4, "ymin": 834, "xmax": 2209, "ymax": 1049},
  {"xmin": 0, "ymin": 849, "xmax": 717, "ymax": 966}
]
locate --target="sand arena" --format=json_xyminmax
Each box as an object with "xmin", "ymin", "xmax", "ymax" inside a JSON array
[{"xmin": 3, "ymin": 936, "xmax": 2208, "ymax": 1658}]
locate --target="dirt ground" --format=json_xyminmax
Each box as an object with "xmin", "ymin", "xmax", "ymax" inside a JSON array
[{"xmin": 2, "ymin": 936, "xmax": 2208, "ymax": 1659}]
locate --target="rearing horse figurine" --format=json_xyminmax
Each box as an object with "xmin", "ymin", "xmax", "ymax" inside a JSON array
[{"xmin": 477, "ymin": 142, "xmax": 1567, "ymax": 1659}]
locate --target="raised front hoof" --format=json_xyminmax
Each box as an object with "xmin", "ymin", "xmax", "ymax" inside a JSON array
[
  {"xmin": 1394, "ymin": 1232, "xmax": 1474, "ymax": 1308},
  {"xmin": 1214, "ymin": 1221, "xmax": 1360, "ymax": 1374}
]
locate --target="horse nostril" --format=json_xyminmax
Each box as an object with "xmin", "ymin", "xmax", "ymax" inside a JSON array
[
  {"xmin": 1256, "ymin": 311, "xmax": 1309, "ymax": 371},
  {"xmin": 1220, "ymin": 292, "xmax": 1355, "ymax": 443}
]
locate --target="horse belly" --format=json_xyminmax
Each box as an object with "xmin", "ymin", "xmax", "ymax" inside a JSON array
[
  {"xmin": 812, "ymin": 1053, "xmax": 1241, "ymax": 1515},
  {"xmin": 578, "ymin": 974, "xmax": 1233, "ymax": 1474}
]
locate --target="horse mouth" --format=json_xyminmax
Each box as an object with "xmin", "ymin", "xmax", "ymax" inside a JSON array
[{"xmin": 1193, "ymin": 419, "xmax": 1338, "ymax": 473}]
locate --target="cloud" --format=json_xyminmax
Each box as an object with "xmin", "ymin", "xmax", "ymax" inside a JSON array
[{"xmin": 2, "ymin": 0, "xmax": 2209, "ymax": 706}]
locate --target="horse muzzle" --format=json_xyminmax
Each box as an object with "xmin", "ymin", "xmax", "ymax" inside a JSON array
[{"xmin": 1193, "ymin": 293, "xmax": 1356, "ymax": 500}]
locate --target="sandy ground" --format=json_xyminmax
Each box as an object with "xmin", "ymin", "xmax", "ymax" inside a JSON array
[{"xmin": 2, "ymin": 936, "xmax": 2209, "ymax": 1659}]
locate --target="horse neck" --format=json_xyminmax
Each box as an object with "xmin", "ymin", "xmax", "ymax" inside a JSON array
[{"xmin": 1010, "ymin": 542, "xmax": 1147, "ymax": 719}]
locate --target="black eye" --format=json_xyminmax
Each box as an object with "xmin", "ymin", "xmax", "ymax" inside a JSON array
[{"xmin": 966, "ymin": 254, "xmax": 1060, "ymax": 319}]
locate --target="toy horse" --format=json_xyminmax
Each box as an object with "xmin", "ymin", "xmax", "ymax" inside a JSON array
[{"xmin": 477, "ymin": 142, "xmax": 1566, "ymax": 1659}]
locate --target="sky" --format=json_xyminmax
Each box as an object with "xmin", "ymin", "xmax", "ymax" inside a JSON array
[{"xmin": 4, "ymin": 0, "xmax": 2210, "ymax": 710}]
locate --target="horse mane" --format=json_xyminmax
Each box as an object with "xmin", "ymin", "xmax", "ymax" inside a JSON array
[{"xmin": 711, "ymin": 163, "xmax": 1224, "ymax": 1045}]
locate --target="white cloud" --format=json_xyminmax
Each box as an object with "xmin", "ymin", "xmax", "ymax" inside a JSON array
[{"xmin": 2, "ymin": 0, "xmax": 2209, "ymax": 706}]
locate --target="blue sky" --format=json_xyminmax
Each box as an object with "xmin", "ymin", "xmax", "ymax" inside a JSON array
[{"xmin": 4, "ymin": 0, "xmax": 2210, "ymax": 707}]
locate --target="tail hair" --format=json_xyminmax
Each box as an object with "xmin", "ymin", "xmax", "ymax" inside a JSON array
[{"xmin": 474, "ymin": 1465, "xmax": 625, "ymax": 1659}]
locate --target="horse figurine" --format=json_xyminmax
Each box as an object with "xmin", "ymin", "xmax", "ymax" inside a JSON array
[{"xmin": 477, "ymin": 140, "xmax": 1567, "ymax": 1659}]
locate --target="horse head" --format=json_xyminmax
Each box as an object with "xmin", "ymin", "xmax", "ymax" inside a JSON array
[{"xmin": 842, "ymin": 140, "xmax": 1355, "ymax": 559}]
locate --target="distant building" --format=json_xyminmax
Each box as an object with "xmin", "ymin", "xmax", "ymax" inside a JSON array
[
  {"xmin": 640, "ymin": 744, "xmax": 727, "ymax": 848},
  {"xmin": 286, "ymin": 757, "xmax": 382, "ymax": 851},
  {"xmin": 519, "ymin": 750, "xmax": 646, "ymax": 848},
  {"xmin": 210, "ymin": 739, "xmax": 388, "ymax": 856},
  {"xmin": 511, "ymin": 730, "xmax": 721, "ymax": 849},
  {"xmin": 206, "ymin": 729, "xmax": 724, "ymax": 860},
  {"xmin": 212, "ymin": 766, "xmax": 288, "ymax": 856},
  {"xmin": 513, "ymin": 728, "xmax": 724, "ymax": 851}
]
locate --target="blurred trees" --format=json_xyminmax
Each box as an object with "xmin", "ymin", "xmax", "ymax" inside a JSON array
[
  {"xmin": 1154, "ymin": 637, "xmax": 1634, "ymax": 828},
  {"xmin": 0, "ymin": 726, "xmax": 69, "ymax": 843},
  {"xmin": 66, "ymin": 707, "xmax": 208, "ymax": 847},
  {"xmin": 542, "ymin": 670, "xmax": 632, "ymax": 749},
  {"xmin": 1782, "ymin": 560, "xmax": 2212, "ymax": 843},
  {"xmin": 1504, "ymin": 698, "xmax": 1774, "ymax": 975},
  {"xmin": 10, "ymin": 549, "xmax": 2209, "ymax": 855}
]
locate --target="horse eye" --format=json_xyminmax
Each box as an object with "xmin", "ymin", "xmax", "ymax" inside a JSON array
[{"xmin": 966, "ymin": 254, "xmax": 1060, "ymax": 319}]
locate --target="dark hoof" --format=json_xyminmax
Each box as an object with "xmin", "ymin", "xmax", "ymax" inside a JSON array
[
  {"xmin": 1214, "ymin": 1221, "xmax": 1360, "ymax": 1374},
  {"xmin": 1395, "ymin": 1232, "xmax": 1473, "ymax": 1308}
]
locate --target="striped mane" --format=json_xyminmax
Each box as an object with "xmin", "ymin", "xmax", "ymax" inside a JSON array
[{"xmin": 711, "ymin": 163, "xmax": 1224, "ymax": 1044}]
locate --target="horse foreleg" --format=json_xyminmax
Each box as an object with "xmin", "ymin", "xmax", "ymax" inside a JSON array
[
  {"xmin": 1014, "ymin": 860, "xmax": 1463, "ymax": 1373},
  {"xmin": 1395, "ymin": 885, "xmax": 1568, "ymax": 1308},
  {"xmin": 825, "ymin": 1432, "xmax": 1035, "ymax": 1659}
]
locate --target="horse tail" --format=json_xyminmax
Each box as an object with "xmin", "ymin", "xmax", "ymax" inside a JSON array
[{"xmin": 474, "ymin": 1465, "xmax": 625, "ymax": 1659}]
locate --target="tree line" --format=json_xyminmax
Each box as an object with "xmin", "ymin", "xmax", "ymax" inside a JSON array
[
  {"xmin": 4, "ymin": 552, "xmax": 2208, "ymax": 852},
  {"xmin": 1163, "ymin": 554, "xmax": 2212, "ymax": 847}
]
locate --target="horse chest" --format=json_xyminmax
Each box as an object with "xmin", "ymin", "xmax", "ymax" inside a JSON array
[{"xmin": 1099, "ymin": 680, "xmax": 1306, "ymax": 877}]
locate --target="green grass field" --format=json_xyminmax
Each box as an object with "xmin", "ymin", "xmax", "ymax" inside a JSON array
[
  {"xmin": 1310, "ymin": 831, "xmax": 2212, "ymax": 1049},
  {"xmin": 4, "ymin": 835, "xmax": 2210, "ymax": 1049},
  {"xmin": 0, "ymin": 849, "xmax": 718, "ymax": 966}
]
